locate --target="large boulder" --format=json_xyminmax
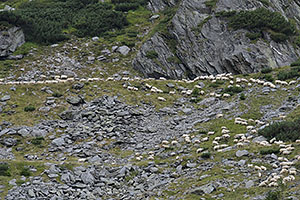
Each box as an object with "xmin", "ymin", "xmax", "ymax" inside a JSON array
[{"xmin": 0, "ymin": 26, "xmax": 25, "ymax": 57}]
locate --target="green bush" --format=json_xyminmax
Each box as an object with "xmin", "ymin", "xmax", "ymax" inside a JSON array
[
  {"xmin": 291, "ymin": 58, "xmax": 300, "ymax": 67},
  {"xmin": 209, "ymin": 80, "xmax": 225, "ymax": 88},
  {"xmin": 31, "ymin": 137, "xmax": 44, "ymax": 146},
  {"xmin": 246, "ymin": 32, "xmax": 261, "ymax": 40},
  {"xmin": 260, "ymin": 147, "xmax": 280, "ymax": 155},
  {"xmin": 223, "ymin": 86, "xmax": 243, "ymax": 95},
  {"xmin": 0, "ymin": 0, "xmax": 128, "ymax": 44},
  {"xmin": 265, "ymin": 190, "xmax": 281, "ymax": 200},
  {"xmin": 261, "ymin": 67, "xmax": 273, "ymax": 74},
  {"xmin": 221, "ymin": 8, "xmax": 296, "ymax": 43},
  {"xmin": 190, "ymin": 97, "xmax": 203, "ymax": 103},
  {"xmin": 201, "ymin": 152, "xmax": 211, "ymax": 159},
  {"xmin": 20, "ymin": 167, "xmax": 31, "ymax": 177},
  {"xmin": 277, "ymin": 70, "xmax": 299, "ymax": 80},
  {"xmin": 0, "ymin": 163, "xmax": 10, "ymax": 176},
  {"xmin": 205, "ymin": 0, "xmax": 218, "ymax": 9},
  {"xmin": 24, "ymin": 105, "xmax": 35, "ymax": 112},
  {"xmin": 52, "ymin": 92, "xmax": 63, "ymax": 98},
  {"xmin": 264, "ymin": 74, "xmax": 274, "ymax": 82},
  {"xmin": 240, "ymin": 93, "xmax": 246, "ymax": 100},
  {"xmin": 258, "ymin": 118, "xmax": 300, "ymax": 142},
  {"xmin": 146, "ymin": 50, "xmax": 158, "ymax": 59}
]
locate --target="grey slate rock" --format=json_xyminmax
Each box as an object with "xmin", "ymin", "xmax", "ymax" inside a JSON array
[
  {"xmin": 245, "ymin": 180, "xmax": 254, "ymax": 188},
  {"xmin": 117, "ymin": 46, "xmax": 130, "ymax": 56},
  {"xmin": 1, "ymin": 95, "xmax": 10, "ymax": 102},
  {"xmin": 191, "ymin": 184, "xmax": 215, "ymax": 195},
  {"xmin": 66, "ymin": 96, "xmax": 83, "ymax": 106},
  {"xmin": 236, "ymin": 150, "xmax": 249, "ymax": 157}
]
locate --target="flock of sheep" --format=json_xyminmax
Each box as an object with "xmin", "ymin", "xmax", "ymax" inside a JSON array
[{"xmin": 1, "ymin": 71, "xmax": 299, "ymax": 188}]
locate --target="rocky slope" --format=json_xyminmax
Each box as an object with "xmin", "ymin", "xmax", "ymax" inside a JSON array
[{"xmin": 133, "ymin": 0, "xmax": 300, "ymax": 79}]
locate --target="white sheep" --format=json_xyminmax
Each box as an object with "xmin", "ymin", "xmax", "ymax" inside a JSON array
[{"xmin": 158, "ymin": 97, "xmax": 166, "ymax": 101}]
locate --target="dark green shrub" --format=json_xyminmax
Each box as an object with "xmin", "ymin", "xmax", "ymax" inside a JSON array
[
  {"xmin": 240, "ymin": 93, "xmax": 246, "ymax": 100},
  {"xmin": 260, "ymin": 147, "xmax": 280, "ymax": 155},
  {"xmin": 223, "ymin": 86, "xmax": 243, "ymax": 95},
  {"xmin": 0, "ymin": 0, "xmax": 128, "ymax": 44},
  {"xmin": 0, "ymin": 163, "xmax": 10, "ymax": 176},
  {"xmin": 265, "ymin": 190, "xmax": 281, "ymax": 200},
  {"xmin": 277, "ymin": 70, "xmax": 299, "ymax": 80},
  {"xmin": 191, "ymin": 88, "xmax": 200, "ymax": 97},
  {"xmin": 246, "ymin": 32, "xmax": 261, "ymax": 40},
  {"xmin": 146, "ymin": 50, "xmax": 158, "ymax": 59},
  {"xmin": 31, "ymin": 137, "xmax": 44, "ymax": 146},
  {"xmin": 270, "ymin": 31, "xmax": 288, "ymax": 43},
  {"xmin": 205, "ymin": 0, "xmax": 218, "ymax": 9},
  {"xmin": 264, "ymin": 74, "xmax": 274, "ymax": 82},
  {"xmin": 261, "ymin": 67, "xmax": 273, "ymax": 74},
  {"xmin": 190, "ymin": 97, "xmax": 203, "ymax": 103},
  {"xmin": 291, "ymin": 58, "xmax": 300, "ymax": 67},
  {"xmin": 52, "ymin": 92, "xmax": 63, "ymax": 98},
  {"xmin": 221, "ymin": 8, "xmax": 296, "ymax": 43},
  {"xmin": 24, "ymin": 105, "xmax": 35, "ymax": 112},
  {"xmin": 258, "ymin": 118, "xmax": 300, "ymax": 142},
  {"xmin": 20, "ymin": 167, "xmax": 31, "ymax": 177},
  {"xmin": 209, "ymin": 80, "xmax": 224, "ymax": 88},
  {"xmin": 201, "ymin": 152, "xmax": 211, "ymax": 159}
]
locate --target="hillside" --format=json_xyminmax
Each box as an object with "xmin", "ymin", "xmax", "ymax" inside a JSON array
[{"xmin": 0, "ymin": 0, "xmax": 299, "ymax": 200}]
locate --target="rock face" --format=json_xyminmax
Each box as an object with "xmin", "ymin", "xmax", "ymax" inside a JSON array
[
  {"xmin": 0, "ymin": 26, "xmax": 25, "ymax": 57},
  {"xmin": 134, "ymin": 0, "xmax": 300, "ymax": 79}
]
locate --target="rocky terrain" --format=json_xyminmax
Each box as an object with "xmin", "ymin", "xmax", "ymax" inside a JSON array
[
  {"xmin": 0, "ymin": 0, "xmax": 300, "ymax": 200},
  {"xmin": 134, "ymin": 0, "xmax": 300, "ymax": 79}
]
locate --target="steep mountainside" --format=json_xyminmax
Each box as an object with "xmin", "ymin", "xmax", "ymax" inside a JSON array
[{"xmin": 133, "ymin": 0, "xmax": 300, "ymax": 79}]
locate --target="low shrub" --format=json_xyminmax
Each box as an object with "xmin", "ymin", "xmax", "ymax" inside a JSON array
[
  {"xmin": 277, "ymin": 70, "xmax": 299, "ymax": 80},
  {"xmin": 190, "ymin": 97, "xmax": 203, "ymax": 103},
  {"xmin": 0, "ymin": 163, "xmax": 10, "ymax": 176},
  {"xmin": 246, "ymin": 32, "xmax": 261, "ymax": 40},
  {"xmin": 20, "ymin": 167, "xmax": 31, "ymax": 177},
  {"xmin": 31, "ymin": 137, "xmax": 44, "ymax": 146},
  {"xmin": 265, "ymin": 190, "xmax": 281, "ymax": 200},
  {"xmin": 258, "ymin": 118, "xmax": 300, "ymax": 142},
  {"xmin": 145, "ymin": 50, "xmax": 158, "ymax": 59},
  {"xmin": 223, "ymin": 86, "xmax": 243, "ymax": 95},
  {"xmin": 201, "ymin": 152, "xmax": 211, "ymax": 159},
  {"xmin": 209, "ymin": 80, "xmax": 224, "ymax": 88},
  {"xmin": 24, "ymin": 105, "xmax": 35, "ymax": 112},
  {"xmin": 264, "ymin": 74, "xmax": 274, "ymax": 82},
  {"xmin": 260, "ymin": 147, "xmax": 280, "ymax": 155},
  {"xmin": 261, "ymin": 67, "xmax": 273, "ymax": 74},
  {"xmin": 240, "ymin": 93, "xmax": 246, "ymax": 100},
  {"xmin": 52, "ymin": 92, "xmax": 63, "ymax": 98},
  {"xmin": 291, "ymin": 58, "xmax": 300, "ymax": 67}
]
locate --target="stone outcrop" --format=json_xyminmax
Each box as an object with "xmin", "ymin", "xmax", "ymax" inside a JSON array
[
  {"xmin": 0, "ymin": 26, "xmax": 25, "ymax": 57},
  {"xmin": 134, "ymin": 0, "xmax": 300, "ymax": 79}
]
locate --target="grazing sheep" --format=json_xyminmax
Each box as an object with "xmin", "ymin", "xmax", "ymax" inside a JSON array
[
  {"xmin": 289, "ymin": 80, "xmax": 296, "ymax": 85},
  {"xmin": 162, "ymin": 140, "xmax": 169, "ymax": 145},
  {"xmin": 222, "ymin": 93, "xmax": 230, "ymax": 97},
  {"xmin": 216, "ymin": 114, "xmax": 223, "ymax": 118},
  {"xmin": 212, "ymin": 141, "xmax": 219, "ymax": 145},
  {"xmin": 260, "ymin": 166, "xmax": 267, "ymax": 171},
  {"xmin": 196, "ymin": 148, "xmax": 204, "ymax": 153},
  {"xmin": 171, "ymin": 140, "xmax": 178, "ymax": 145},
  {"xmin": 158, "ymin": 97, "xmax": 166, "ymax": 101},
  {"xmin": 201, "ymin": 137, "xmax": 209, "ymax": 142},
  {"xmin": 208, "ymin": 131, "xmax": 215, "ymax": 135},
  {"xmin": 254, "ymin": 166, "xmax": 262, "ymax": 170}
]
